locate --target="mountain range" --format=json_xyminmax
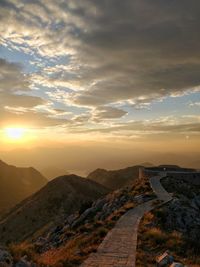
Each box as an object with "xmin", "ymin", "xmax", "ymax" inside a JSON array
[
  {"xmin": 0, "ymin": 161, "xmax": 146, "ymax": 244},
  {"xmin": 0, "ymin": 160, "xmax": 199, "ymax": 267}
]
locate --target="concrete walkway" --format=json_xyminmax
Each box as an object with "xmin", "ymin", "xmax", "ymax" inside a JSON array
[
  {"xmin": 81, "ymin": 173, "xmax": 172, "ymax": 267},
  {"xmin": 150, "ymin": 173, "xmax": 172, "ymax": 202}
]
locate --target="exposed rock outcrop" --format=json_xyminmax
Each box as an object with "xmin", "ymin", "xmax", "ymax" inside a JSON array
[
  {"xmin": 0, "ymin": 248, "xmax": 12, "ymax": 267},
  {"xmin": 159, "ymin": 177, "xmax": 200, "ymax": 252},
  {"xmin": 33, "ymin": 177, "xmax": 154, "ymax": 255}
]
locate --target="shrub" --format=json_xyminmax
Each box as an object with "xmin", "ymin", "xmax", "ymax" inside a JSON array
[
  {"xmin": 9, "ymin": 242, "xmax": 36, "ymax": 262},
  {"xmin": 144, "ymin": 227, "xmax": 168, "ymax": 245},
  {"xmin": 97, "ymin": 227, "xmax": 108, "ymax": 238}
]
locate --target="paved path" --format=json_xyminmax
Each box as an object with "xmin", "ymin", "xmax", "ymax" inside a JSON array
[
  {"xmin": 150, "ymin": 173, "xmax": 172, "ymax": 202},
  {"xmin": 81, "ymin": 173, "xmax": 172, "ymax": 267}
]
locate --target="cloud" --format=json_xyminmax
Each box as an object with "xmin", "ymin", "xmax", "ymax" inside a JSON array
[
  {"xmin": 0, "ymin": 58, "xmax": 46, "ymax": 107},
  {"xmin": 1, "ymin": 1, "xmax": 200, "ymax": 108},
  {"xmin": 0, "ymin": 58, "xmax": 64, "ymax": 127},
  {"xmin": 72, "ymin": 114, "xmax": 90, "ymax": 124},
  {"xmin": 1, "ymin": 0, "xmax": 200, "ymax": 130},
  {"xmin": 71, "ymin": 106, "xmax": 127, "ymax": 125},
  {"xmin": 0, "ymin": 58, "xmax": 46, "ymax": 110},
  {"xmin": 189, "ymin": 101, "xmax": 200, "ymax": 107},
  {"xmin": 0, "ymin": 109, "xmax": 70, "ymax": 128},
  {"xmin": 0, "ymin": 58, "xmax": 29, "ymax": 93},
  {"xmin": 0, "ymin": 92, "xmax": 45, "ymax": 108},
  {"xmin": 92, "ymin": 106, "xmax": 127, "ymax": 121},
  {"xmin": 73, "ymin": 116, "xmax": 200, "ymax": 136}
]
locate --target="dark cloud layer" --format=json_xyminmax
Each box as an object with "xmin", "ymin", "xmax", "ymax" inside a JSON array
[
  {"xmin": 0, "ymin": 0, "xmax": 200, "ymax": 129},
  {"xmin": 70, "ymin": 0, "xmax": 200, "ymax": 106},
  {"xmin": 0, "ymin": 58, "xmax": 49, "ymax": 125},
  {"xmin": 0, "ymin": 58, "xmax": 45, "ymax": 106},
  {"xmin": 93, "ymin": 106, "xmax": 127, "ymax": 121},
  {"xmin": 0, "ymin": 58, "xmax": 29, "ymax": 93}
]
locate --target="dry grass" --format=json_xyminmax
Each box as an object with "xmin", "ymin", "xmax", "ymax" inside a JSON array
[
  {"xmin": 136, "ymin": 211, "xmax": 200, "ymax": 267},
  {"xmin": 37, "ymin": 237, "xmax": 83, "ymax": 266},
  {"xmin": 10, "ymin": 177, "xmax": 155, "ymax": 267},
  {"xmin": 144, "ymin": 227, "xmax": 168, "ymax": 245},
  {"xmin": 37, "ymin": 227, "xmax": 109, "ymax": 266},
  {"xmin": 123, "ymin": 202, "xmax": 135, "ymax": 210},
  {"xmin": 8, "ymin": 242, "xmax": 36, "ymax": 263}
]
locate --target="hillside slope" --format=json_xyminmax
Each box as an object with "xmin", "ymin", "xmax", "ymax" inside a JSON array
[
  {"xmin": 5, "ymin": 175, "xmax": 153, "ymax": 267},
  {"xmin": 0, "ymin": 174, "xmax": 108, "ymax": 244},
  {"xmin": 0, "ymin": 160, "xmax": 47, "ymax": 214},
  {"xmin": 87, "ymin": 165, "xmax": 141, "ymax": 190}
]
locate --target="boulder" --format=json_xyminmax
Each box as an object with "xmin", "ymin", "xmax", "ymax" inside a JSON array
[
  {"xmin": 0, "ymin": 249, "xmax": 13, "ymax": 267},
  {"xmin": 15, "ymin": 256, "xmax": 36, "ymax": 267},
  {"xmin": 169, "ymin": 262, "xmax": 184, "ymax": 267},
  {"xmin": 156, "ymin": 251, "xmax": 174, "ymax": 266}
]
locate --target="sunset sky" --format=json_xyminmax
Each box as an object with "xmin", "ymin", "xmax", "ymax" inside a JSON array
[{"xmin": 0, "ymin": 1, "xmax": 200, "ymax": 172}]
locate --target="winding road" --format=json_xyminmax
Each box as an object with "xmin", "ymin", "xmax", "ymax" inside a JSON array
[{"xmin": 81, "ymin": 172, "xmax": 172, "ymax": 267}]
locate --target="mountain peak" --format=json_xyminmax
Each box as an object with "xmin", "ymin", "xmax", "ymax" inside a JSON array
[
  {"xmin": 0, "ymin": 160, "xmax": 47, "ymax": 214},
  {"xmin": 88, "ymin": 165, "xmax": 140, "ymax": 190},
  {"xmin": 0, "ymin": 160, "xmax": 7, "ymax": 166},
  {"xmin": 0, "ymin": 173, "xmax": 108, "ymax": 243}
]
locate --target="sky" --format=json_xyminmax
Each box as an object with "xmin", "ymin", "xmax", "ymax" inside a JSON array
[{"xmin": 0, "ymin": 0, "xmax": 200, "ymax": 173}]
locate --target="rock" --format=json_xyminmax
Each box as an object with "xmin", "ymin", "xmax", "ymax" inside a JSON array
[
  {"xmin": 35, "ymin": 237, "xmax": 46, "ymax": 246},
  {"xmin": 169, "ymin": 262, "xmax": 184, "ymax": 267},
  {"xmin": 0, "ymin": 249, "xmax": 13, "ymax": 267},
  {"xmin": 72, "ymin": 198, "xmax": 107, "ymax": 228},
  {"xmin": 156, "ymin": 251, "xmax": 174, "ymax": 266},
  {"xmin": 32, "ymin": 178, "xmax": 143, "ymax": 253},
  {"xmin": 53, "ymin": 225, "xmax": 63, "ymax": 234},
  {"xmin": 15, "ymin": 256, "xmax": 36, "ymax": 267},
  {"xmin": 164, "ymin": 195, "xmax": 200, "ymax": 235},
  {"xmin": 65, "ymin": 213, "xmax": 79, "ymax": 225}
]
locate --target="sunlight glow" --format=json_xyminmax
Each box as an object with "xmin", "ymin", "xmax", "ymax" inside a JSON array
[{"xmin": 4, "ymin": 127, "xmax": 26, "ymax": 140}]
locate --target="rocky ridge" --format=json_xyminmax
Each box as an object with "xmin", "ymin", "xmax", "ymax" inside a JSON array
[
  {"xmin": 0, "ymin": 175, "xmax": 108, "ymax": 244},
  {"xmin": 34, "ymin": 177, "xmax": 154, "ymax": 254}
]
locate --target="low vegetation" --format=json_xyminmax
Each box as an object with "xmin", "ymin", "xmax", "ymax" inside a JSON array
[
  {"xmin": 137, "ymin": 211, "xmax": 200, "ymax": 266},
  {"xmin": 9, "ymin": 177, "xmax": 155, "ymax": 266},
  {"xmin": 136, "ymin": 176, "xmax": 200, "ymax": 267}
]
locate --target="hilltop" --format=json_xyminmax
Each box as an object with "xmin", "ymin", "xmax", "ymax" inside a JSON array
[
  {"xmin": 87, "ymin": 165, "xmax": 142, "ymax": 190},
  {"xmin": 0, "ymin": 174, "xmax": 108, "ymax": 244},
  {"xmin": 0, "ymin": 160, "xmax": 47, "ymax": 214},
  {"xmin": 41, "ymin": 167, "xmax": 69, "ymax": 180}
]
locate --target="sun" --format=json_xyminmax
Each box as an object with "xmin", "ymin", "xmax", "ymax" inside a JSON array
[{"xmin": 4, "ymin": 127, "xmax": 26, "ymax": 140}]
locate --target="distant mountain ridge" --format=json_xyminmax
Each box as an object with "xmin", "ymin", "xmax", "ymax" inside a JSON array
[
  {"xmin": 0, "ymin": 174, "xmax": 109, "ymax": 244},
  {"xmin": 87, "ymin": 165, "xmax": 144, "ymax": 190},
  {"xmin": 41, "ymin": 166, "xmax": 70, "ymax": 180},
  {"xmin": 0, "ymin": 160, "xmax": 47, "ymax": 214}
]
